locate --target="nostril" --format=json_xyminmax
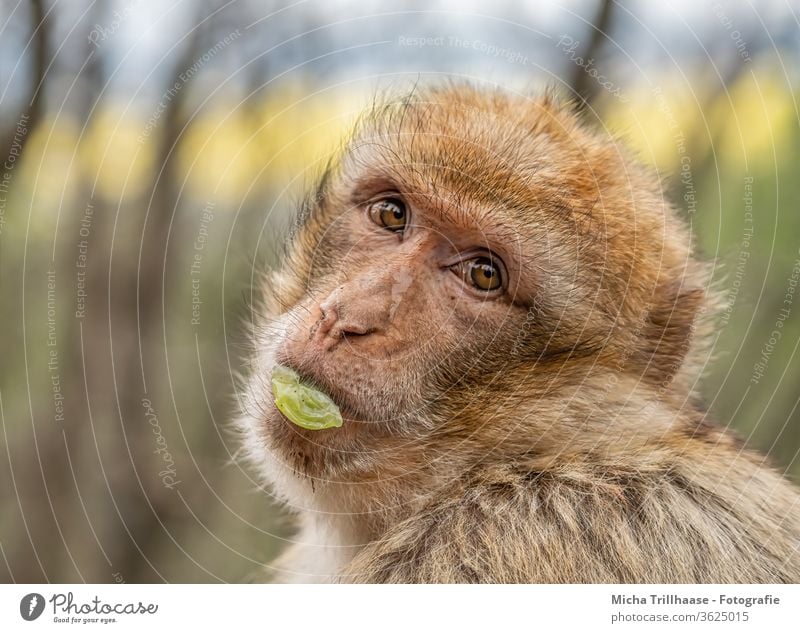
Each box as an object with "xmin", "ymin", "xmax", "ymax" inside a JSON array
[
  {"xmin": 327, "ymin": 317, "xmax": 377, "ymax": 339},
  {"xmin": 341, "ymin": 325, "xmax": 375, "ymax": 338}
]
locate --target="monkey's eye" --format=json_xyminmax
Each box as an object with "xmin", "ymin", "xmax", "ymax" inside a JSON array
[
  {"xmin": 468, "ymin": 257, "xmax": 503, "ymax": 291},
  {"xmin": 452, "ymin": 256, "xmax": 504, "ymax": 293},
  {"xmin": 368, "ymin": 198, "xmax": 407, "ymax": 232}
]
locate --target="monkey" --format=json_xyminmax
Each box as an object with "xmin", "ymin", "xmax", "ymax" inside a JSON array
[{"xmin": 235, "ymin": 82, "xmax": 800, "ymax": 583}]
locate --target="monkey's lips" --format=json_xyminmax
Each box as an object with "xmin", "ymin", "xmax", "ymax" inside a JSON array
[{"xmin": 271, "ymin": 364, "xmax": 344, "ymax": 431}]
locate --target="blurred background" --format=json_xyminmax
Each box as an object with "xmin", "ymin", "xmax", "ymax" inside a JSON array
[{"xmin": 0, "ymin": 0, "xmax": 798, "ymax": 583}]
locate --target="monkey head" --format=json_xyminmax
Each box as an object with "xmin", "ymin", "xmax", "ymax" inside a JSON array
[{"xmin": 238, "ymin": 84, "xmax": 709, "ymax": 496}]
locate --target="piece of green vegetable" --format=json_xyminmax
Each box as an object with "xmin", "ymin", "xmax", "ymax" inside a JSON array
[{"xmin": 271, "ymin": 364, "xmax": 343, "ymax": 431}]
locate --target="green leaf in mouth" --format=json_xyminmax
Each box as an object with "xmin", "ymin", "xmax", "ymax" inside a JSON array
[{"xmin": 271, "ymin": 364, "xmax": 344, "ymax": 431}]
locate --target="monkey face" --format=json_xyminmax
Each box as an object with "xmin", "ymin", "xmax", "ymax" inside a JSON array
[
  {"xmin": 250, "ymin": 182, "xmax": 541, "ymax": 478},
  {"xmin": 240, "ymin": 85, "xmax": 705, "ymax": 482}
]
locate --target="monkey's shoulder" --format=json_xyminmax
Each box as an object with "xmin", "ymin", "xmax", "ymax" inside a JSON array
[{"xmin": 342, "ymin": 458, "xmax": 800, "ymax": 583}]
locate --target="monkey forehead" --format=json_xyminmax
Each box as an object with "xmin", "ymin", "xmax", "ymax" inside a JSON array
[{"xmin": 342, "ymin": 86, "xmax": 652, "ymax": 234}]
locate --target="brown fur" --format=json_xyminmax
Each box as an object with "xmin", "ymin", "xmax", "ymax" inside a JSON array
[{"xmin": 236, "ymin": 83, "xmax": 800, "ymax": 583}]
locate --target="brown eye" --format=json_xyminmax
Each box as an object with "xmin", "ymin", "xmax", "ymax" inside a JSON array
[
  {"xmin": 468, "ymin": 257, "xmax": 502, "ymax": 291},
  {"xmin": 369, "ymin": 198, "xmax": 407, "ymax": 232}
]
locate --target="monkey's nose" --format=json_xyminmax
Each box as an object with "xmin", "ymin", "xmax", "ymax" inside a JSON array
[
  {"xmin": 312, "ymin": 302, "xmax": 339, "ymax": 339},
  {"xmin": 313, "ymin": 286, "xmax": 387, "ymax": 347},
  {"xmin": 314, "ymin": 303, "xmax": 376, "ymax": 345}
]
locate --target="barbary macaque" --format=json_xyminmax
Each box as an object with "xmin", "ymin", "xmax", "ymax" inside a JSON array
[{"xmin": 237, "ymin": 83, "xmax": 800, "ymax": 582}]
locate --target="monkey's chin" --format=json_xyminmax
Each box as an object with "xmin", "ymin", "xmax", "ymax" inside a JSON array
[{"xmin": 261, "ymin": 396, "xmax": 381, "ymax": 482}]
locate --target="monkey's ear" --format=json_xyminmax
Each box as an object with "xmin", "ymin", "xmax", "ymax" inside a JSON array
[{"xmin": 634, "ymin": 282, "xmax": 706, "ymax": 386}]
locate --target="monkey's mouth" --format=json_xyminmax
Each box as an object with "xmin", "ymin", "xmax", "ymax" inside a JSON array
[
  {"xmin": 269, "ymin": 360, "xmax": 365, "ymax": 428},
  {"xmin": 271, "ymin": 363, "xmax": 343, "ymax": 431}
]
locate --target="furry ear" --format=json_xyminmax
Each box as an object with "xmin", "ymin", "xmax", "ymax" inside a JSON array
[{"xmin": 634, "ymin": 281, "xmax": 706, "ymax": 386}]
